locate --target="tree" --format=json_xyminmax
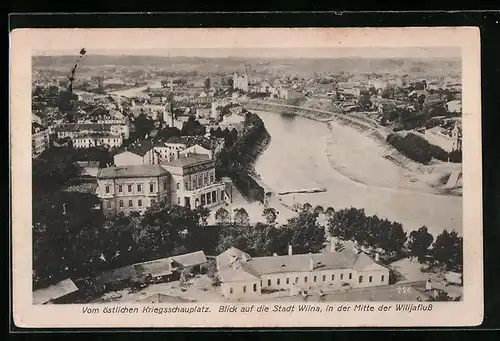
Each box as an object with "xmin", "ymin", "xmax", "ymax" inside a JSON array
[
  {"xmin": 215, "ymin": 207, "xmax": 231, "ymax": 226},
  {"xmin": 262, "ymin": 207, "xmax": 278, "ymax": 225},
  {"xmin": 181, "ymin": 117, "xmax": 206, "ymax": 136},
  {"xmin": 432, "ymin": 230, "xmax": 463, "ymax": 271},
  {"xmin": 313, "ymin": 205, "xmax": 324, "ymax": 215},
  {"xmin": 280, "ymin": 205, "xmax": 326, "ymax": 254},
  {"xmin": 233, "ymin": 208, "xmax": 250, "ymax": 226},
  {"xmin": 408, "ymin": 226, "xmax": 434, "ymax": 262}
]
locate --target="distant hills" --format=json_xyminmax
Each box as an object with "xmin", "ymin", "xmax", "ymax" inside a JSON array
[{"xmin": 32, "ymin": 55, "xmax": 461, "ymax": 77}]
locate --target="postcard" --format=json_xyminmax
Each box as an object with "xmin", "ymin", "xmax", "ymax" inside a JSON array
[{"xmin": 11, "ymin": 27, "xmax": 483, "ymax": 328}]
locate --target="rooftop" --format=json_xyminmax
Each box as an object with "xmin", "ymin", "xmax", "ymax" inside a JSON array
[
  {"xmin": 217, "ymin": 247, "xmax": 387, "ymax": 283},
  {"xmin": 117, "ymin": 140, "xmax": 154, "ymax": 156},
  {"xmin": 161, "ymin": 153, "xmax": 211, "ymax": 169},
  {"xmin": 97, "ymin": 164, "xmax": 169, "ymax": 179},
  {"xmin": 33, "ymin": 278, "xmax": 79, "ymax": 305},
  {"xmin": 170, "ymin": 250, "xmax": 207, "ymax": 268},
  {"xmin": 55, "ymin": 123, "xmax": 112, "ymax": 132}
]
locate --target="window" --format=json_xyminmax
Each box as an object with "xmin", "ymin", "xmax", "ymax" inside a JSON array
[
  {"xmin": 369, "ymin": 276, "xmax": 373, "ymax": 283},
  {"xmin": 138, "ymin": 200, "xmax": 142, "ymax": 207},
  {"xmin": 286, "ymin": 278, "xmax": 289, "ymax": 284},
  {"xmin": 177, "ymin": 182, "xmax": 180, "ymax": 190},
  {"xmin": 119, "ymin": 200, "xmax": 123, "ymax": 208},
  {"xmin": 151, "ymin": 199, "xmax": 155, "ymax": 206},
  {"xmin": 128, "ymin": 200, "xmax": 133, "ymax": 207},
  {"xmin": 207, "ymin": 193, "xmax": 211, "ymax": 205},
  {"xmin": 137, "ymin": 184, "xmax": 142, "ymax": 192},
  {"xmin": 106, "ymin": 201, "xmax": 111, "ymax": 208},
  {"xmin": 295, "ymin": 277, "xmax": 299, "ymax": 284},
  {"xmin": 229, "ymin": 287, "xmax": 233, "ymax": 294},
  {"xmin": 381, "ymin": 275, "xmax": 385, "ymax": 282},
  {"xmin": 105, "ymin": 185, "xmax": 110, "ymax": 193},
  {"xmin": 150, "ymin": 183, "xmax": 154, "ymax": 193},
  {"xmin": 314, "ymin": 276, "xmax": 317, "ymax": 282},
  {"xmin": 253, "ymin": 283, "xmax": 257, "ymax": 292},
  {"xmin": 340, "ymin": 274, "xmax": 344, "ymax": 280},
  {"xmin": 243, "ymin": 286, "xmax": 246, "ymax": 293},
  {"xmin": 268, "ymin": 279, "xmax": 271, "ymax": 286},
  {"xmin": 118, "ymin": 185, "xmax": 123, "ymax": 193},
  {"xmin": 128, "ymin": 185, "xmax": 132, "ymax": 192},
  {"xmin": 359, "ymin": 275, "xmax": 363, "ymax": 284},
  {"xmin": 210, "ymin": 173, "xmax": 214, "ymax": 183},
  {"xmin": 212, "ymin": 191, "xmax": 217, "ymax": 202},
  {"xmin": 304, "ymin": 276, "xmax": 308, "ymax": 283},
  {"xmin": 221, "ymin": 191, "xmax": 225, "ymax": 200},
  {"xmin": 349, "ymin": 273, "xmax": 352, "ymax": 280},
  {"xmin": 185, "ymin": 182, "xmax": 188, "ymax": 190},
  {"xmin": 163, "ymin": 180, "xmax": 167, "ymax": 190},
  {"xmin": 177, "ymin": 197, "xmax": 180, "ymax": 204},
  {"xmin": 277, "ymin": 278, "xmax": 280, "ymax": 285},
  {"xmin": 323, "ymin": 275, "xmax": 326, "ymax": 282},
  {"xmin": 260, "ymin": 280, "xmax": 262, "ymax": 286},
  {"xmin": 332, "ymin": 274, "xmax": 335, "ymax": 281}
]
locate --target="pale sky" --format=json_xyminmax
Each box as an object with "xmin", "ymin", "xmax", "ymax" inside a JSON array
[{"xmin": 35, "ymin": 47, "xmax": 461, "ymax": 59}]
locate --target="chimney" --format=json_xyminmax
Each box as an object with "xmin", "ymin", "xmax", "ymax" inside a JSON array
[
  {"xmin": 425, "ymin": 280, "xmax": 432, "ymax": 291},
  {"xmin": 288, "ymin": 245, "xmax": 293, "ymax": 256},
  {"xmin": 308, "ymin": 253, "xmax": 314, "ymax": 271},
  {"xmin": 62, "ymin": 203, "xmax": 67, "ymax": 215},
  {"xmin": 375, "ymin": 252, "xmax": 380, "ymax": 262},
  {"xmin": 242, "ymin": 253, "xmax": 249, "ymax": 263}
]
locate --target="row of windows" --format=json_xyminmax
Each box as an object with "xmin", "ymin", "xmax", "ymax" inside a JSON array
[
  {"xmin": 107, "ymin": 198, "xmax": 161, "ymax": 209},
  {"xmin": 105, "ymin": 181, "xmax": 168, "ymax": 194},
  {"xmin": 184, "ymin": 172, "xmax": 215, "ymax": 191},
  {"xmin": 260, "ymin": 273, "xmax": 385, "ymax": 287},
  {"xmin": 229, "ymin": 283, "xmax": 258, "ymax": 294}
]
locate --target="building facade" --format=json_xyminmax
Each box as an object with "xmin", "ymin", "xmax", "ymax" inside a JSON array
[
  {"xmin": 32, "ymin": 122, "xmax": 50, "ymax": 158},
  {"xmin": 233, "ymin": 71, "xmax": 249, "ymax": 92},
  {"xmin": 72, "ymin": 133, "xmax": 123, "ymax": 149},
  {"xmin": 161, "ymin": 154, "xmax": 227, "ymax": 209},
  {"xmin": 97, "ymin": 165, "xmax": 171, "ymax": 217},
  {"xmin": 217, "ymin": 245, "xmax": 390, "ymax": 300}
]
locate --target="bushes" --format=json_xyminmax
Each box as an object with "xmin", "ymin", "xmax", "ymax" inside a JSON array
[
  {"xmin": 387, "ymin": 133, "xmax": 432, "ymax": 164},
  {"xmin": 387, "ymin": 132, "xmax": 459, "ymax": 164}
]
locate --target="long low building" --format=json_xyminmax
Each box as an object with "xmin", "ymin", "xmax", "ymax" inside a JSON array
[{"xmin": 216, "ymin": 245, "xmax": 390, "ymax": 300}]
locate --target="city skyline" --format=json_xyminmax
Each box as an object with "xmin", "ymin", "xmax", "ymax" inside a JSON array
[{"xmin": 34, "ymin": 47, "xmax": 461, "ymax": 60}]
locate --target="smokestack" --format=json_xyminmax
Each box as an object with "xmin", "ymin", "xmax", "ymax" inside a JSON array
[
  {"xmin": 425, "ymin": 280, "xmax": 432, "ymax": 291},
  {"xmin": 375, "ymin": 252, "xmax": 380, "ymax": 262},
  {"xmin": 62, "ymin": 203, "xmax": 67, "ymax": 215},
  {"xmin": 308, "ymin": 253, "xmax": 314, "ymax": 271},
  {"xmin": 288, "ymin": 245, "xmax": 292, "ymax": 256}
]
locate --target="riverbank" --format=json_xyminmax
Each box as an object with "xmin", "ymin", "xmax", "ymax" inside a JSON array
[{"xmin": 244, "ymin": 100, "xmax": 462, "ymax": 197}]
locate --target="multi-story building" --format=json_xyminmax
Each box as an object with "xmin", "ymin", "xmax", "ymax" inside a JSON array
[
  {"xmin": 451, "ymin": 125, "xmax": 462, "ymax": 152},
  {"xmin": 161, "ymin": 154, "xmax": 227, "ymax": 209},
  {"xmin": 233, "ymin": 71, "xmax": 249, "ymax": 92},
  {"xmin": 32, "ymin": 122, "xmax": 50, "ymax": 158},
  {"xmin": 72, "ymin": 133, "xmax": 123, "ymax": 149},
  {"xmin": 55, "ymin": 123, "xmax": 129, "ymax": 140},
  {"xmin": 97, "ymin": 153, "xmax": 229, "ymax": 216},
  {"xmin": 97, "ymin": 164, "xmax": 171, "ymax": 217},
  {"xmin": 216, "ymin": 244, "xmax": 390, "ymax": 300},
  {"xmin": 113, "ymin": 141, "xmax": 155, "ymax": 167}
]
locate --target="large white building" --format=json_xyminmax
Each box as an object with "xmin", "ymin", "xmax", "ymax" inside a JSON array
[
  {"xmin": 32, "ymin": 122, "xmax": 50, "ymax": 158},
  {"xmin": 97, "ymin": 153, "xmax": 230, "ymax": 216},
  {"xmin": 216, "ymin": 244, "xmax": 390, "ymax": 300},
  {"xmin": 72, "ymin": 133, "xmax": 123, "ymax": 149}
]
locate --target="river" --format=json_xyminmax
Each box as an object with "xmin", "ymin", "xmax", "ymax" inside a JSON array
[{"xmin": 254, "ymin": 111, "xmax": 463, "ymax": 236}]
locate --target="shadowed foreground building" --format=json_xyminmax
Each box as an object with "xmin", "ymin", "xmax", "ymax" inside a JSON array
[{"xmin": 216, "ymin": 245, "xmax": 390, "ymax": 300}]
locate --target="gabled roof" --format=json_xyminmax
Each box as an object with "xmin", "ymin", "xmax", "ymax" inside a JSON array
[
  {"xmin": 134, "ymin": 258, "xmax": 173, "ymax": 278},
  {"xmin": 216, "ymin": 247, "xmax": 251, "ymax": 270},
  {"xmin": 33, "ymin": 279, "xmax": 79, "ymax": 305},
  {"xmin": 170, "ymin": 250, "xmax": 207, "ymax": 268},
  {"xmin": 97, "ymin": 164, "xmax": 169, "ymax": 179},
  {"xmin": 116, "ymin": 140, "xmax": 154, "ymax": 156}
]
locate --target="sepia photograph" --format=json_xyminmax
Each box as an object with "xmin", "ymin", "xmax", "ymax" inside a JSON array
[{"xmin": 11, "ymin": 27, "xmax": 483, "ymax": 328}]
